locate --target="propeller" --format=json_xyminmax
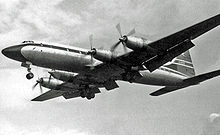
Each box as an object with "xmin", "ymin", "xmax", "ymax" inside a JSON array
[
  {"xmin": 110, "ymin": 23, "xmax": 136, "ymax": 52},
  {"xmin": 32, "ymin": 77, "xmax": 43, "ymax": 93},
  {"xmin": 86, "ymin": 34, "xmax": 97, "ymax": 69}
]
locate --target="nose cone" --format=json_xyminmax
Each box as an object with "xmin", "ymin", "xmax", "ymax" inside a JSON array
[{"xmin": 2, "ymin": 45, "xmax": 27, "ymax": 62}]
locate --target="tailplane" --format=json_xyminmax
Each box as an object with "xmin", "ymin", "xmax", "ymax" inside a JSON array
[
  {"xmin": 150, "ymin": 69, "xmax": 220, "ymax": 96},
  {"xmin": 164, "ymin": 50, "xmax": 195, "ymax": 77}
]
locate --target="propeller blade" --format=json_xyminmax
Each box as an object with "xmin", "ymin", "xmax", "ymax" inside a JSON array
[
  {"xmin": 48, "ymin": 74, "xmax": 52, "ymax": 84},
  {"xmin": 110, "ymin": 40, "xmax": 121, "ymax": 52},
  {"xmin": 89, "ymin": 34, "xmax": 93, "ymax": 50},
  {"xmin": 39, "ymin": 84, "xmax": 43, "ymax": 94},
  {"xmin": 116, "ymin": 23, "xmax": 122, "ymax": 37},
  {"xmin": 32, "ymin": 82, "xmax": 39, "ymax": 90},
  {"xmin": 127, "ymin": 28, "xmax": 136, "ymax": 36},
  {"xmin": 123, "ymin": 44, "xmax": 128, "ymax": 53},
  {"xmin": 91, "ymin": 53, "xmax": 93, "ymax": 63},
  {"xmin": 88, "ymin": 34, "xmax": 95, "ymax": 69}
]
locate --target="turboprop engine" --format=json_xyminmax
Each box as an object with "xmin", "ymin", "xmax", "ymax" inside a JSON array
[
  {"xmin": 110, "ymin": 23, "xmax": 156, "ymax": 53},
  {"xmin": 87, "ymin": 48, "xmax": 116, "ymax": 62},
  {"xmin": 85, "ymin": 34, "xmax": 116, "ymax": 63},
  {"xmin": 120, "ymin": 36, "xmax": 149, "ymax": 50},
  {"xmin": 32, "ymin": 77, "xmax": 63, "ymax": 92}
]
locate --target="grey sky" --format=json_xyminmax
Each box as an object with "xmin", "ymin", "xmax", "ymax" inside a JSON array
[{"xmin": 0, "ymin": 0, "xmax": 220, "ymax": 135}]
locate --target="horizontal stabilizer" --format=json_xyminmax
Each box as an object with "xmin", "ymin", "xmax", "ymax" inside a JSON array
[
  {"xmin": 31, "ymin": 90, "xmax": 65, "ymax": 101},
  {"xmin": 150, "ymin": 86, "xmax": 188, "ymax": 96},
  {"xmin": 150, "ymin": 69, "xmax": 220, "ymax": 96},
  {"xmin": 183, "ymin": 69, "xmax": 220, "ymax": 84}
]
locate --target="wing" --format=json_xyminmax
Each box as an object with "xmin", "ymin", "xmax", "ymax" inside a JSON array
[
  {"xmin": 32, "ymin": 82, "xmax": 102, "ymax": 101},
  {"xmin": 117, "ymin": 14, "xmax": 220, "ymax": 71},
  {"xmin": 31, "ymin": 90, "xmax": 65, "ymax": 101}
]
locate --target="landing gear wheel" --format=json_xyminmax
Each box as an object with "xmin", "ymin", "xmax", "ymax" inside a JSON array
[
  {"xmin": 91, "ymin": 93, "xmax": 95, "ymax": 99},
  {"xmin": 26, "ymin": 72, "xmax": 34, "ymax": 80},
  {"xmin": 80, "ymin": 91, "xmax": 86, "ymax": 98},
  {"xmin": 86, "ymin": 92, "xmax": 95, "ymax": 100},
  {"xmin": 86, "ymin": 96, "xmax": 92, "ymax": 100},
  {"xmin": 81, "ymin": 95, "xmax": 86, "ymax": 98}
]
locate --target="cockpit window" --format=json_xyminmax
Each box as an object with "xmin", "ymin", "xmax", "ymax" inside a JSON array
[{"xmin": 22, "ymin": 41, "xmax": 34, "ymax": 43}]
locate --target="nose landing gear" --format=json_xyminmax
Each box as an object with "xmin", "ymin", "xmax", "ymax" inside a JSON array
[
  {"xmin": 26, "ymin": 67, "xmax": 34, "ymax": 80},
  {"xmin": 21, "ymin": 62, "xmax": 34, "ymax": 80}
]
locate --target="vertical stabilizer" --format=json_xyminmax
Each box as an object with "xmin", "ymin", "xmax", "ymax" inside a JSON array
[{"xmin": 164, "ymin": 51, "xmax": 195, "ymax": 77}]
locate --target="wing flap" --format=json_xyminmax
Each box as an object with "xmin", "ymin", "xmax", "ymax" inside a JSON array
[
  {"xmin": 104, "ymin": 80, "xmax": 119, "ymax": 90},
  {"xmin": 63, "ymin": 87, "xmax": 101, "ymax": 99},
  {"xmin": 31, "ymin": 90, "xmax": 65, "ymax": 101},
  {"xmin": 62, "ymin": 91, "xmax": 81, "ymax": 99},
  {"xmin": 143, "ymin": 40, "xmax": 195, "ymax": 72}
]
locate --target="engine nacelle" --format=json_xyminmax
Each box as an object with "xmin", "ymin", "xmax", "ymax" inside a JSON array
[
  {"xmin": 93, "ymin": 49, "xmax": 115, "ymax": 62},
  {"xmin": 125, "ymin": 36, "xmax": 147, "ymax": 50},
  {"xmin": 41, "ymin": 78, "xmax": 63, "ymax": 90},
  {"xmin": 125, "ymin": 36, "xmax": 157, "ymax": 54},
  {"xmin": 49, "ymin": 71, "xmax": 77, "ymax": 82}
]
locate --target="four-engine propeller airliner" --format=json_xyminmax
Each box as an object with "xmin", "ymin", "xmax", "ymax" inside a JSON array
[{"xmin": 2, "ymin": 14, "xmax": 220, "ymax": 101}]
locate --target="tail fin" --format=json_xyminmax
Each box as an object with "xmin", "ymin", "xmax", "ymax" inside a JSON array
[{"xmin": 164, "ymin": 50, "xmax": 195, "ymax": 77}]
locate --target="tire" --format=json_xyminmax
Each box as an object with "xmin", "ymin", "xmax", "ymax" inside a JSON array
[
  {"xmin": 86, "ymin": 96, "xmax": 91, "ymax": 100},
  {"xmin": 26, "ymin": 73, "xmax": 34, "ymax": 80}
]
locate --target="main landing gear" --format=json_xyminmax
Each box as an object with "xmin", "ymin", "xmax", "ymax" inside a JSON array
[
  {"xmin": 80, "ymin": 88, "xmax": 95, "ymax": 100},
  {"xmin": 21, "ymin": 62, "xmax": 34, "ymax": 80}
]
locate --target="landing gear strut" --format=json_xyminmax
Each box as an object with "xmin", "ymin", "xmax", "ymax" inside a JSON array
[{"xmin": 21, "ymin": 62, "xmax": 34, "ymax": 80}]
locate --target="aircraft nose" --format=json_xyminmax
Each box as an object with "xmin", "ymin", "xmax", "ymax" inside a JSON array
[
  {"xmin": 2, "ymin": 45, "xmax": 27, "ymax": 62},
  {"xmin": 2, "ymin": 47, "xmax": 12, "ymax": 56}
]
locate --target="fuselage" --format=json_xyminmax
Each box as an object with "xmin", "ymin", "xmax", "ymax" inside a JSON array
[{"xmin": 2, "ymin": 41, "xmax": 187, "ymax": 87}]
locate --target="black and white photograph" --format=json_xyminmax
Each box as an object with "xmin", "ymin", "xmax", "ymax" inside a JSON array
[{"xmin": 0, "ymin": 0, "xmax": 220, "ymax": 135}]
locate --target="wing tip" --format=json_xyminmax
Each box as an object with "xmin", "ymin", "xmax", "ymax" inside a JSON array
[
  {"xmin": 149, "ymin": 92, "xmax": 160, "ymax": 96},
  {"xmin": 31, "ymin": 98, "xmax": 43, "ymax": 101}
]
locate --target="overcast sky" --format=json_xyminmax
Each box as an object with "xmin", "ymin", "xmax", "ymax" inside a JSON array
[{"xmin": 0, "ymin": 0, "xmax": 220, "ymax": 135}]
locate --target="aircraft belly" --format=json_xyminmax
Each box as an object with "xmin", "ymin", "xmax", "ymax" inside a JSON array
[
  {"xmin": 21, "ymin": 46, "xmax": 90, "ymax": 72},
  {"xmin": 133, "ymin": 70, "xmax": 186, "ymax": 86}
]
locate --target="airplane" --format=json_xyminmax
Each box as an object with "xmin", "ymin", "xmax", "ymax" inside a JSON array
[{"xmin": 2, "ymin": 14, "xmax": 220, "ymax": 101}]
